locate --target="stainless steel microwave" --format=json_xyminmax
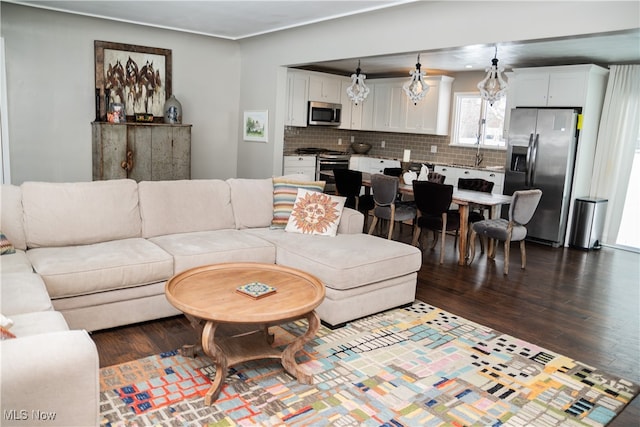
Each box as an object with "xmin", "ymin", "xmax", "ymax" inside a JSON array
[{"xmin": 308, "ymin": 101, "xmax": 341, "ymax": 126}]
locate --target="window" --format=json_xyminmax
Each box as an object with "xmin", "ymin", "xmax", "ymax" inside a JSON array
[{"xmin": 451, "ymin": 92, "xmax": 507, "ymax": 148}]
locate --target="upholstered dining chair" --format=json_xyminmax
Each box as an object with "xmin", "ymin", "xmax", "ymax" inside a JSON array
[
  {"xmin": 368, "ymin": 174, "xmax": 416, "ymax": 240},
  {"xmin": 334, "ymin": 169, "xmax": 375, "ymax": 229},
  {"xmin": 468, "ymin": 189, "xmax": 542, "ymax": 275},
  {"xmin": 411, "ymin": 180, "xmax": 460, "ymax": 264},
  {"xmin": 457, "ymin": 178, "xmax": 495, "ymax": 253}
]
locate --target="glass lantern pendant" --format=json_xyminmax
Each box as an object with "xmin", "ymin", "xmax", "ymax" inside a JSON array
[
  {"xmin": 346, "ymin": 60, "xmax": 370, "ymax": 105},
  {"xmin": 477, "ymin": 46, "xmax": 508, "ymax": 106},
  {"xmin": 403, "ymin": 54, "xmax": 429, "ymax": 105}
]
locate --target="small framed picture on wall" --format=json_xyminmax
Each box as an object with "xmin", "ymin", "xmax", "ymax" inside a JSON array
[{"xmin": 243, "ymin": 110, "xmax": 268, "ymax": 142}]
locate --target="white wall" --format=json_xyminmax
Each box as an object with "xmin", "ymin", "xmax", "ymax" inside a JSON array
[
  {"xmin": 2, "ymin": 1, "xmax": 638, "ymax": 183},
  {"xmin": 237, "ymin": 1, "xmax": 640, "ymax": 178},
  {"xmin": 1, "ymin": 3, "xmax": 241, "ymax": 184}
]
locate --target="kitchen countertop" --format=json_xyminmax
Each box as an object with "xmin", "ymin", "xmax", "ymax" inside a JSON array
[
  {"xmin": 284, "ymin": 152, "xmax": 504, "ymax": 172},
  {"xmin": 350, "ymin": 154, "xmax": 504, "ymax": 172}
]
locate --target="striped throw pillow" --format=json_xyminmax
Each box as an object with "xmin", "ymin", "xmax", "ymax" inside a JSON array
[
  {"xmin": 271, "ymin": 177, "xmax": 325, "ymax": 229},
  {"xmin": 0, "ymin": 232, "xmax": 15, "ymax": 255}
]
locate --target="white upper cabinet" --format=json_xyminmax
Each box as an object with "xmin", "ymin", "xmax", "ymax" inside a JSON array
[
  {"xmin": 362, "ymin": 76, "xmax": 454, "ymax": 135},
  {"xmin": 404, "ymin": 76, "xmax": 454, "ymax": 135},
  {"xmin": 308, "ymin": 72, "xmax": 343, "ymax": 104},
  {"xmin": 371, "ymin": 81, "xmax": 406, "ymax": 132},
  {"xmin": 511, "ymin": 65, "xmax": 599, "ymax": 108},
  {"xmin": 285, "ymin": 69, "xmax": 454, "ymax": 135},
  {"xmin": 285, "ymin": 71, "xmax": 309, "ymax": 127},
  {"xmin": 339, "ymin": 79, "xmax": 365, "ymax": 130}
]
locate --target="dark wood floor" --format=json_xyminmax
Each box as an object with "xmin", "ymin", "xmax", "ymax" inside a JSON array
[{"xmin": 92, "ymin": 229, "xmax": 639, "ymax": 425}]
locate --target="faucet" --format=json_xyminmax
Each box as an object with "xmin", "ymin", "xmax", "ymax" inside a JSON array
[
  {"xmin": 475, "ymin": 151, "xmax": 483, "ymax": 167},
  {"xmin": 474, "ymin": 118, "xmax": 485, "ymax": 167}
]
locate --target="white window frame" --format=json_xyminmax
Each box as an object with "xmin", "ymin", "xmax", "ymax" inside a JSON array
[{"xmin": 450, "ymin": 92, "xmax": 507, "ymax": 150}]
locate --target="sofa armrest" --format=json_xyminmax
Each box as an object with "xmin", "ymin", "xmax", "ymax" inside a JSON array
[
  {"xmin": 1, "ymin": 330, "xmax": 99, "ymax": 427},
  {"xmin": 337, "ymin": 207, "xmax": 365, "ymax": 234}
]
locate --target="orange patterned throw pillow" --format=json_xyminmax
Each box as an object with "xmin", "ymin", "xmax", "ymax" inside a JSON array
[
  {"xmin": 285, "ymin": 188, "xmax": 346, "ymax": 236},
  {"xmin": 1, "ymin": 326, "xmax": 16, "ymax": 340}
]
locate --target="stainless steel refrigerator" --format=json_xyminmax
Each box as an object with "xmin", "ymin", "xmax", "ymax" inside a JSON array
[{"xmin": 503, "ymin": 108, "xmax": 579, "ymax": 247}]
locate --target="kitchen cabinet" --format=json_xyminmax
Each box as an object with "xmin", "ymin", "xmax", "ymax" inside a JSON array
[
  {"xmin": 511, "ymin": 64, "xmax": 600, "ymax": 107},
  {"xmin": 362, "ymin": 76, "xmax": 454, "ymax": 135},
  {"xmin": 339, "ymin": 80, "xmax": 365, "ymax": 130},
  {"xmin": 403, "ymin": 76, "xmax": 454, "ymax": 135},
  {"xmin": 286, "ymin": 69, "xmax": 453, "ymax": 135},
  {"xmin": 371, "ymin": 81, "xmax": 406, "ymax": 132},
  {"xmin": 308, "ymin": 72, "xmax": 343, "ymax": 104},
  {"xmin": 283, "ymin": 155, "xmax": 316, "ymax": 178},
  {"xmin": 285, "ymin": 71, "xmax": 309, "ymax": 127},
  {"xmin": 92, "ymin": 122, "xmax": 191, "ymax": 182}
]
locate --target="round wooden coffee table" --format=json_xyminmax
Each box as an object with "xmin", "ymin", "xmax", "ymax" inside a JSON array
[{"xmin": 165, "ymin": 262, "xmax": 325, "ymax": 405}]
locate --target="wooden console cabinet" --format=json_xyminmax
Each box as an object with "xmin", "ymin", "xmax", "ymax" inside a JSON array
[{"xmin": 92, "ymin": 122, "xmax": 191, "ymax": 181}]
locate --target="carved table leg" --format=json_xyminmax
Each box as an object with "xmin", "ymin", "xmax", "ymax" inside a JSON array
[
  {"xmin": 281, "ymin": 311, "xmax": 319, "ymax": 384},
  {"xmin": 264, "ymin": 324, "xmax": 274, "ymax": 345},
  {"xmin": 201, "ymin": 321, "xmax": 228, "ymax": 405}
]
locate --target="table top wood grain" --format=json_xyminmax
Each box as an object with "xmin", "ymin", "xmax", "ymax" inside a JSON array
[{"xmin": 165, "ymin": 262, "xmax": 326, "ymax": 324}]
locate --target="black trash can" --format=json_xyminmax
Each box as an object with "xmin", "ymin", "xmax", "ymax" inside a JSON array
[{"xmin": 569, "ymin": 197, "xmax": 608, "ymax": 250}]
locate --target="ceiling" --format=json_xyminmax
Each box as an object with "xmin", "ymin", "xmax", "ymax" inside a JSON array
[
  {"xmin": 8, "ymin": 0, "xmax": 640, "ymax": 77},
  {"xmin": 9, "ymin": 0, "xmax": 413, "ymax": 40}
]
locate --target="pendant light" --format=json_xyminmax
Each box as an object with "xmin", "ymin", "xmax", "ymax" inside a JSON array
[
  {"xmin": 403, "ymin": 54, "xmax": 429, "ymax": 105},
  {"xmin": 346, "ymin": 60, "xmax": 370, "ymax": 105},
  {"xmin": 477, "ymin": 46, "xmax": 508, "ymax": 106}
]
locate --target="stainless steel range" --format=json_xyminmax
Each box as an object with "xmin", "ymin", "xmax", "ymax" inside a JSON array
[{"xmin": 295, "ymin": 148, "xmax": 350, "ymax": 194}]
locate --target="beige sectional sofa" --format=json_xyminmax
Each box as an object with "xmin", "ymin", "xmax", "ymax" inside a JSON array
[{"xmin": 0, "ymin": 176, "xmax": 422, "ymax": 426}]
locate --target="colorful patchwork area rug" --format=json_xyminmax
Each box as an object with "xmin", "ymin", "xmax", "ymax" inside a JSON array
[{"xmin": 100, "ymin": 301, "xmax": 638, "ymax": 426}]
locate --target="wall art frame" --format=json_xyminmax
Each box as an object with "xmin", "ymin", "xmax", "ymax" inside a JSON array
[
  {"xmin": 243, "ymin": 110, "xmax": 269, "ymax": 142},
  {"xmin": 94, "ymin": 40, "xmax": 172, "ymax": 122}
]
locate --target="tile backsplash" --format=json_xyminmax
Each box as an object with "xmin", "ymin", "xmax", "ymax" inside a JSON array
[{"xmin": 284, "ymin": 126, "xmax": 506, "ymax": 168}]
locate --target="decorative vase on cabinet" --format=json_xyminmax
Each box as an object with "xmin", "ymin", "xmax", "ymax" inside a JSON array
[{"xmin": 164, "ymin": 95, "xmax": 182, "ymax": 124}]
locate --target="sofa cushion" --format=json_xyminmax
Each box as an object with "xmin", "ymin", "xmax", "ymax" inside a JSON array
[
  {"xmin": 245, "ymin": 229, "xmax": 422, "ymax": 291},
  {"xmin": 271, "ymin": 177, "xmax": 325, "ymax": 229},
  {"xmin": 139, "ymin": 180, "xmax": 236, "ymax": 238},
  {"xmin": 26, "ymin": 238, "xmax": 174, "ymax": 298},
  {"xmin": 21, "ymin": 179, "xmax": 141, "ymax": 248},
  {"xmin": 149, "ymin": 229, "xmax": 276, "ymax": 274},
  {"xmin": 0, "ymin": 249, "xmax": 33, "ymax": 274},
  {"xmin": 0, "ymin": 272, "xmax": 53, "ymax": 315},
  {"xmin": 227, "ymin": 178, "xmax": 274, "ymax": 229},
  {"xmin": 0, "ymin": 184, "xmax": 26, "ymax": 250},
  {"xmin": 9, "ymin": 311, "xmax": 69, "ymax": 337}
]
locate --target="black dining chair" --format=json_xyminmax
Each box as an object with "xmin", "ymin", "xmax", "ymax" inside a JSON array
[
  {"xmin": 427, "ymin": 172, "xmax": 446, "ymax": 184},
  {"xmin": 334, "ymin": 169, "xmax": 375, "ymax": 229},
  {"xmin": 383, "ymin": 167, "xmax": 403, "ymax": 177},
  {"xmin": 411, "ymin": 180, "xmax": 460, "ymax": 264}
]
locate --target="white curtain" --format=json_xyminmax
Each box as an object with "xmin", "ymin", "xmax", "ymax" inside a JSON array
[{"xmin": 590, "ymin": 65, "xmax": 640, "ymax": 245}]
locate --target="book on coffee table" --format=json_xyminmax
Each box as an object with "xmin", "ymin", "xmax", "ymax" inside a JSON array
[{"xmin": 236, "ymin": 282, "xmax": 277, "ymax": 299}]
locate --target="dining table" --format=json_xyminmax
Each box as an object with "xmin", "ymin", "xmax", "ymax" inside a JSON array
[{"xmin": 358, "ymin": 172, "xmax": 513, "ymax": 265}]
